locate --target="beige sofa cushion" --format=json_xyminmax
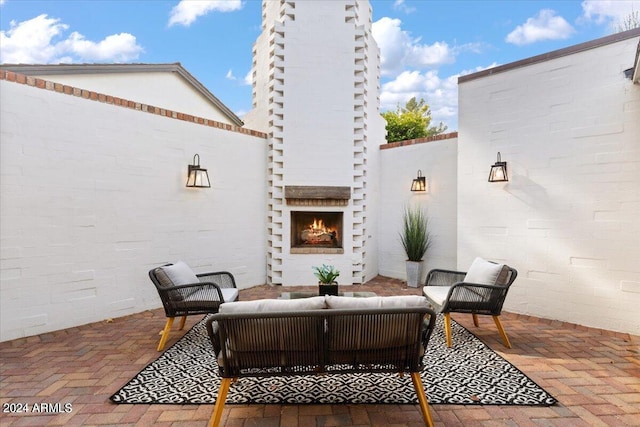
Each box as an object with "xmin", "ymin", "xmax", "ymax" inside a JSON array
[
  {"xmin": 325, "ymin": 295, "xmax": 427, "ymax": 309},
  {"xmin": 219, "ymin": 296, "xmax": 326, "ymax": 313}
]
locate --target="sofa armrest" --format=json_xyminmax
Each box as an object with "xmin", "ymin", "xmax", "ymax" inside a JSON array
[
  {"xmin": 206, "ymin": 317, "xmax": 221, "ymax": 357},
  {"xmin": 421, "ymin": 310, "xmax": 437, "ymax": 349}
]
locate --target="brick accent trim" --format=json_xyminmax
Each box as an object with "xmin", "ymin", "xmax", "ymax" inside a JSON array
[
  {"xmin": 380, "ymin": 131, "xmax": 458, "ymax": 150},
  {"xmin": 0, "ymin": 70, "xmax": 268, "ymax": 139}
]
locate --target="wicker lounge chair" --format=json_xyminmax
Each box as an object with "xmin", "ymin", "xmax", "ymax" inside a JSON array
[
  {"xmin": 149, "ymin": 261, "xmax": 238, "ymax": 351},
  {"xmin": 423, "ymin": 258, "xmax": 517, "ymax": 348}
]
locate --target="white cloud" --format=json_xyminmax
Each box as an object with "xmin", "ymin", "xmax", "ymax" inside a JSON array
[
  {"xmin": 225, "ymin": 68, "xmax": 251, "ymax": 86},
  {"xmin": 372, "ymin": 17, "xmax": 454, "ymax": 76},
  {"xmin": 168, "ymin": 0, "xmax": 243, "ymax": 27},
  {"xmin": 0, "ymin": 14, "xmax": 143, "ymax": 63},
  {"xmin": 506, "ymin": 9, "xmax": 575, "ymax": 46},
  {"xmin": 59, "ymin": 32, "xmax": 142, "ymax": 62},
  {"xmin": 393, "ymin": 0, "xmax": 416, "ymax": 14},
  {"xmin": 582, "ymin": 0, "xmax": 640, "ymax": 27},
  {"xmin": 459, "ymin": 62, "xmax": 500, "ymax": 77},
  {"xmin": 380, "ymin": 70, "xmax": 458, "ymax": 129}
]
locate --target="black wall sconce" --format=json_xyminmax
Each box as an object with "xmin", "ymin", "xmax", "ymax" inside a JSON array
[
  {"xmin": 186, "ymin": 154, "xmax": 211, "ymax": 188},
  {"xmin": 488, "ymin": 152, "xmax": 508, "ymax": 182},
  {"xmin": 410, "ymin": 170, "xmax": 427, "ymax": 192}
]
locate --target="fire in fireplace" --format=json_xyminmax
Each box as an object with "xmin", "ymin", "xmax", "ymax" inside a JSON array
[{"xmin": 291, "ymin": 211, "xmax": 343, "ymax": 249}]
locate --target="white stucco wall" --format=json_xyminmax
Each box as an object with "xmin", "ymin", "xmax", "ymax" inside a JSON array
[
  {"xmin": 0, "ymin": 80, "xmax": 268, "ymax": 342},
  {"xmin": 378, "ymin": 136, "xmax": 459, "ymax": 282},
  {"xmin": 458, "ymin": 35, "xmax": 640, "ymax": 334},
  {"xmin": 32, "ymin": 72, "xmax": 236, "ymax": 125}
]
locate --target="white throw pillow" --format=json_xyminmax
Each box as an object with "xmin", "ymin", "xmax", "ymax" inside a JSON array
[
  {"xmin": 463, "ymin": 257, "xmax": 505, "ymax": 285},
  {"xmin": 161, "ymin": 261, "xmax": 199, "ymax": 286},
  {"xmin": 325, "ymin": 295, "xmax": 427, "ymax": 309},
  {"xmin": 219, "ymin": 296, "xmax": 326, "ymax": 313}
]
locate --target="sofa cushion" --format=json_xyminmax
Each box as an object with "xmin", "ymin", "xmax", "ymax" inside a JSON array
[
  {"xmin": 463, "ymin": 257, "xmax": 505, "ymax": 285},
  {"xmin": 219, "ymin": 296, "xmax": 326, "ymax": 313},
  {"xmin": 325, "ymin": 295, "xmax": 427, "ymax": 309}
]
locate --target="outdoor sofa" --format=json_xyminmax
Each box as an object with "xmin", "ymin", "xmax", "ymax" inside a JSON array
[{"xmin": 206, "ymin": 295, "xmax": 437, "ymax": 427}]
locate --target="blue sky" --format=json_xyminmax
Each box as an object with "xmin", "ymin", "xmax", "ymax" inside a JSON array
[{"xmin": 1, "ymin": 0, "xmax": 639, "ymax": 131}]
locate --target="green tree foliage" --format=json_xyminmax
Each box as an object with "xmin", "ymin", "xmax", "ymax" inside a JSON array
[{"xmin": 381, "ymin": 97, "xmax": 447, "ymax": 143}]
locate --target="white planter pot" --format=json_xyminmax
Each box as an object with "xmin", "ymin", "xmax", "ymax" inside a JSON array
[{"xmin": 405, "ymin": 260, "xmax": 424, "ymax": 288}]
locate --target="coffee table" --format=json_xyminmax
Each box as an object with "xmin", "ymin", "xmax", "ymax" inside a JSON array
[{"xmin": 280, "ymin": 291, "xmax": 376, "ymax": 299}]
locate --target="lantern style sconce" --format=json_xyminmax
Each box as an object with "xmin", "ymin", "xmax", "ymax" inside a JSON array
[
  {"xmin": 410, "ymin": 170, "xmax": 427, "ymax": 192},
  {"xmin": 186, "ymin": 154, "xmax": 211, "ymax": 188},
  {"xmin": 488, "ymin": 152, "xmax": 508, "ymax": 182}
]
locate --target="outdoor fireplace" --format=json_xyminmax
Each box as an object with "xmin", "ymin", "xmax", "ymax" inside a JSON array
[{"xmin": 290, "ymin": 211, "xmax": 343, "ymax": 253}]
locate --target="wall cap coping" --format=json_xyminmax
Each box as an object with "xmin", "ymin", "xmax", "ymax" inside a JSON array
[
  {"xmin": 459, "ymin": 28, "xmax": 640, "ymax": 84},
  {"xmin": 380, "ymin": 132, "xmax": 458, "ymax": 150}
]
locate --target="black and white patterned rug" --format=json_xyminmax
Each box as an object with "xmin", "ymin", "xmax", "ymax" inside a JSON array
[{"xmin": 110, "ymin": 315, "xmax": 556, "ymax": 406}]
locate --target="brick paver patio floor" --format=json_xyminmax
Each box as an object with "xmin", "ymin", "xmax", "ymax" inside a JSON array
[{"xmin": 1, "ymin": 276, "xmax": 639, "ymax": 426}]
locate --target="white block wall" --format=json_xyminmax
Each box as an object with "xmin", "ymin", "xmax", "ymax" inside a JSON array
[
  {"xmin": 458, "ymin": 35, "xmax": 640, "ymax": 334},
  {"xmin": 0, "ymin": 80, "xmax": 268, "ymax": 342},
  {"xmin": 378, "ymin": 136, "xmax": 458, "ymax": 281}
]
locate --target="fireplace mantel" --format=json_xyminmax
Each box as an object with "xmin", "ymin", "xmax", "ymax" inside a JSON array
[{"xmin": 284, "ymin": 186, "xmax": 350, "ymax": 206}]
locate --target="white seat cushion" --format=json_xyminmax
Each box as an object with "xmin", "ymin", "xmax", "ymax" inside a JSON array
[
  {"xmin": 463, "ymin": 257, "xmax": 505, "ymax": 285},
  {"xmin": 219, "ymin": 296, "xmax": 326, "ymax": 313},
  {"xmin": 220, "ymin": 288, "xmax": 239, "ymax": 302},
  {"xmin": 422, "ymin": 286, "xmax": 451, "ymax": 307}
]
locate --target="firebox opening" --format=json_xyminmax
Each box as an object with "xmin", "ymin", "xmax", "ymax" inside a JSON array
[{"xmin": 291, "ymin": 211, "xmax": 343, "ymax": 250}]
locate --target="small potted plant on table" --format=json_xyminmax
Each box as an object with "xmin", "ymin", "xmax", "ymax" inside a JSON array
[{"xmin": 313, "ymin": 264, "xmax": 340, "ymax": 296}]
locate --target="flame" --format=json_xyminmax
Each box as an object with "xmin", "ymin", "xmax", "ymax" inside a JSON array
[
  {"xmin": 310, "ymin": 219, "xmax": 325, "ymax": 232},
  {"xmin": 301, "ymin": 217, "xmax": 337, "ymax": 244}
]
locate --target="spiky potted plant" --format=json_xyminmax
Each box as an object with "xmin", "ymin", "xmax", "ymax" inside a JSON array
[
  {"xmin": 400, "ymin": 206, "xmax": 432, "ymax": 287},
  {"xmin": 313, "ymin": 264, "xmax": 340, "ymax": 296}
]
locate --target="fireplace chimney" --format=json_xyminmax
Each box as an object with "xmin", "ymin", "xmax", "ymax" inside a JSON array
[{"xmin": 243, "ymin": 0, "xmax": 386, "ymax": 285}]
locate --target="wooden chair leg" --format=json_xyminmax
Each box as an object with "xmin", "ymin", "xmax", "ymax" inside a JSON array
[
  {"xmin": 209, "ymin": 377, "xmax": 232, "ymax": 427},
  {"xmin": 411, "ymin": 372, "xmax": 434, "ymax": 427},
  {"xmin": 178, "ymin": 316, "xmax": 187, "ymax": 330},
  {"xmin": 157, "ymin": 317, "xmax": 175, "ymax": 352},
  {"xmin": 492, "ymin": 315, "xmax": 512, "ymax": 348},
  {"xmin": 443, "ymin": 313, "xmax": 453, "ymax": 348},
  {"xmin": 472, "ymin": 313, "xmax": 479, "ymax": 327}
]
